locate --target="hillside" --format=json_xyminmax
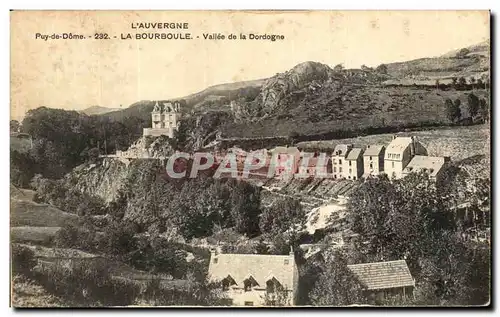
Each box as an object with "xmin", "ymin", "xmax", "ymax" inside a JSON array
[
  {"xmin": 383, "ymin": 40, "xmax": 489, "ymax": 85},
  {"xmin": 81, "ymin": 106, "xmax": 121, "ymax": 116},
  {"xmin": 96, "ymin": 41, "xmax": 489, "ymax": 141}
]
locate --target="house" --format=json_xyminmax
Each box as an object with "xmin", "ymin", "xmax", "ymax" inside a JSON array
[
  {"xmin": 347, "ymin": 260, "xmax": 415, "ymax": 304},
  {"xmin": 402, "ymin": 155, "xmax": 450, "ymax": 182},
  {"xmin": 297, "ymin": 152, "xmax": 331, "ymax": 178},
  {"xmin": 343, "ymin": 148, "xmax": 364, "ymax": 180},
  {"xmin": 208, "ymin": 250, "xmax": 299, "ymax": 306},
  {"xmin": 384, "ymin": 136, "xmax": 427, "ymax": 179},
  {"xmin": 331, "ymin": 144, "xmax": 353, "ymax": 179},
  {"xmin": 143, "ymin": 101, "xmax": 182, "ymax": 138},
  {"xmin": 268, "ymin": 146, "xmax": 301, "ymax": 178},
  {"xmin": 363, "ymin": 144, "xmax": 386, "ymax": 177}
]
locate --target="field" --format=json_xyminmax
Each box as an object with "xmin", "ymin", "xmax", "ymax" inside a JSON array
[
  {"xmin": 297, "ymin": 125, "xmax": 490, "ymax": 162},
  {"xmin": 11, "ymin": 227, "xmax": 61, "ymax": 244},
  {"xmin": 10, "ymin": 199, "xmax": 79, "ymax": 227}
]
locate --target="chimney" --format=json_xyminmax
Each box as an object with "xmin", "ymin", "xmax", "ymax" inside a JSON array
[{"xmin": 410, "ymin": 136, "xmax": 415, "ymax": 157}]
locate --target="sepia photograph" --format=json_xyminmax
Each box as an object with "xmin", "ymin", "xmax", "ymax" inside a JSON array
[{"xmin": 9, "ymin": 10, "xmax": 491, "ymax": 308}]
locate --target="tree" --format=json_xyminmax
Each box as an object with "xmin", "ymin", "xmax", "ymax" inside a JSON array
[
  {"xmin": 445, "ymin": 98, "xmax": 461, "ymax": 123},
  {"xmin": 456, "ymin": 48, "xmax": 470, "ymax": 59},
  {"xmin": 479, "ymin": 98, "xmax": 489, "ymax": 121},
  {"xmin": 458, "ymin": 77, "xmax": 467, "ymax": 89},
  {"xmin": 451, "ymin": 77, "xmax": 458, "ymax": 89},
  {"xmin": 229, "ymin": 180, "xmax": 261, "ymax": 236},
  {"xmin": 333, "ymin": 64, "xmax": 344, "ymax": 72},
  {"xmin": 259, "ymin": 197, "xmax": 304, "ymax": 236},
  {"xmin": 477, "ymin": 78, "xmax": 484, "ymax": 89},
  {"xmin": 467, "ymin": 93, "xmax": 480, "ymax": 118},
  {"xmin": 375, "ymin": 64, "xmax": 388, "ymax": 74},
  {"xmin": 469, "ymin": 76, "xmax": 476, "ymax": 88},
  {"xmin": 10, "ymin": 120, "xmax": 20, "ymax": 133},
  {"xmin": 309, "ymin": 251, "xmax": 365, "ymax": 306}
]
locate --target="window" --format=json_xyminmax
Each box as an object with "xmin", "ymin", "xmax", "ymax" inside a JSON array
[
  {"xmin": 370, "ymin": 156, "xmax": 373, "ymax": 161},
  {"xmin": 339, "ymin": 167, "xmax": 342, "ymax": 172},
  {"xmin": 333, "ymin": 167, "xmax": 337, "ymax": 172},
  {"xmin": 284, "ymin": 259, "xmax": 289, "ymax": 265},
  {"xmin": 349, "ymin": 168, "xmax": 352, "ymax": 173},
  {"xmin": 243, "ymin": 277, "xmax": 258, "ymax": 292},
  {"xmin": 244, "ymin": 280, "xmax": 252, "ymax": 292},
  {"xmin": 213, "ymin": 258, "xmax": 218, "ymax": 264},
  {"xmin": 339, "ymin": 159, "xmax": 342, "ymax": 165},
  {"xmin": 349, "ymin": 161, "xmax": 352, "ymax": 166},
  {"xmin": 353, "ymin": 176, "xmax": 357, "ymax": 180},
  {"xmin": 369, "ymin": 162, "xmax": 373, "ymax": 169},
  {"xmin": 333, "ymin": 159, "xmax": 336, "ymax": 165},
  {"xmin": 392, "ymin": 162, "xmax": 395, "ymax": 168},
  {"xmin": 244, "ymin": 301, "xmax": 254, "ymax": 306},
  {"xmin": 334, "ymin": 175, "xmax": 337, "ymax": 179},
  {"xmin": 266, "ymin": 278, "xmax": 283, "ymax": 294}
]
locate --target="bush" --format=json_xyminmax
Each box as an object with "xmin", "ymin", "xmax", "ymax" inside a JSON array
[
  {"xmin": 11, "ymin": 245, "xmax": 37, "ymax": 277},
  {"xmin": 35, "ymin": 259, "xmax": 139, "ymax": 306}
]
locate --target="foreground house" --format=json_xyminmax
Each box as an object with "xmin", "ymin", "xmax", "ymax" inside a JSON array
[
  {"xmin": 208, "ymin": 250, "xmax": 299, "ymax": 306},
  {"xmin": 347, "ymin": 260, "xmax": 415, "ymax": 304}
]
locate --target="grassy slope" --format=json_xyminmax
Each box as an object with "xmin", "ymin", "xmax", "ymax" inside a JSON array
[
  {"xmin": 224, "ymin": 86, "xmax": 489, "ymax": 138},
  {"xmin": 10, "ymin": 199, "xmax": 79, "ymax": 227}
]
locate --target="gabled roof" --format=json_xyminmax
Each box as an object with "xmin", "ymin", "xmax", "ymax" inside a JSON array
[
  {"xmin": 386, "ymin": 137, "xmax": 413, "ymax": 154},
  {"xmin": 385, "ymin": 136, "xmax": 427, "ymax": 159},
  {"xmin": 347, "ymin": 260, "xmax": 415, "ymax": 290},
  {"xmin": 208, "ymin": 253, "xmax": 296, "ymax": 290},
  {"xmin": 346, "ymin": 148, "xmax": 364, "ymax": 160},
  {"xmin": 403, "ymin": 155, "xmax": 447, "ymax": 177},
  {"xmin": 364, "ymin": 144, "xmax": 385, "ymax": 157},
  {"xmin": 333, "ymin": 144, "xmax": 353, "ymax": 157}
]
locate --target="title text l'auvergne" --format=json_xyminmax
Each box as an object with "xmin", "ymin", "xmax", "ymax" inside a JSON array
[{"xmin": 131, "ymin": 22, "xmax": 189, "ymax": 29}]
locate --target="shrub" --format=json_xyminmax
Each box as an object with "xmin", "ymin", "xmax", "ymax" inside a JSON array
[
  {"xmin": 35, "ymin": 259, "xmax": 139, "ymax": 306},
  {"xmin": 11, "ymin": 245, "xmax": 37, "ymax": 277}
]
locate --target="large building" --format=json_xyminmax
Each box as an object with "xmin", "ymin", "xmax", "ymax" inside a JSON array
[
  {"xmin": 208, "ymin": 250, "xmax": 299, "ymax": 306},
  {"xmin": 384, "ymin": 136, "xmax": 427, "ymax": 179},
  {"xmin": 363, "ymin": 144, "xmax": 386, "ymax": 177},
  {"xmin": 143, "ymin": 101, "xmax": 182, "ymax": 138},
  {"xmin": 331, "ymin": 144, "xmax": 353, "ymax": 179},
  {"xmin": 343, "ymin": 148, "xmax": 364, "ymax": 180}
]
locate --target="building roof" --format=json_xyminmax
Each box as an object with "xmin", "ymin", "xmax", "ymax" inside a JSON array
[
  {"xmin": 208, "ymin": 252, "xmax": 296, "ymax": 290},
  {"xmin": 333, "ymin": 144, "xmax": 353, "ymax": 157},
  {"xmin": 363, "ymin": 144, "xmax": 385, "ymax": 156},
  {"xmin": 346, "ymin": 148, "xmax": 364, "ymax": 160},
  {"xmin": 403, "ymin": 155, "xmax": 447, "ymax": 178},
  {"xmin": 347, "ymin": 260, "xmax": 415, "ymax": 291},
  {"xmin": 385, "ymin": 136, "xmax": 427, "ymax": 159},
  {"xmin": 270, "ymin": 146, "xmax": 300, "ymax": 154}
]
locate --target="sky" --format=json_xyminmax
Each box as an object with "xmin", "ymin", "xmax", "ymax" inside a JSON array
[{"xmin": 10, "ymin": 10, "xmax": 489, "ymax": 120}]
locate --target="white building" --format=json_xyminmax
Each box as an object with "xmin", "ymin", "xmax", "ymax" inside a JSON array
[
  {"xmin": 208, "ymin": 250, "xmax": 299, "ymax": 306},
  {"xmin": 143, "ymin": 101, "xmax": 182, "ymax": 138},
  {"xmin": 384, "ymin": 136, "xmax": 427, "ymax": 179},
  {"xmin": 331, "ymin": 144, "xmax": 353, "ymax": 179},
  {"xmin": 363, "ymin": 144, "xmax": 386, "ymax": 178}
]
